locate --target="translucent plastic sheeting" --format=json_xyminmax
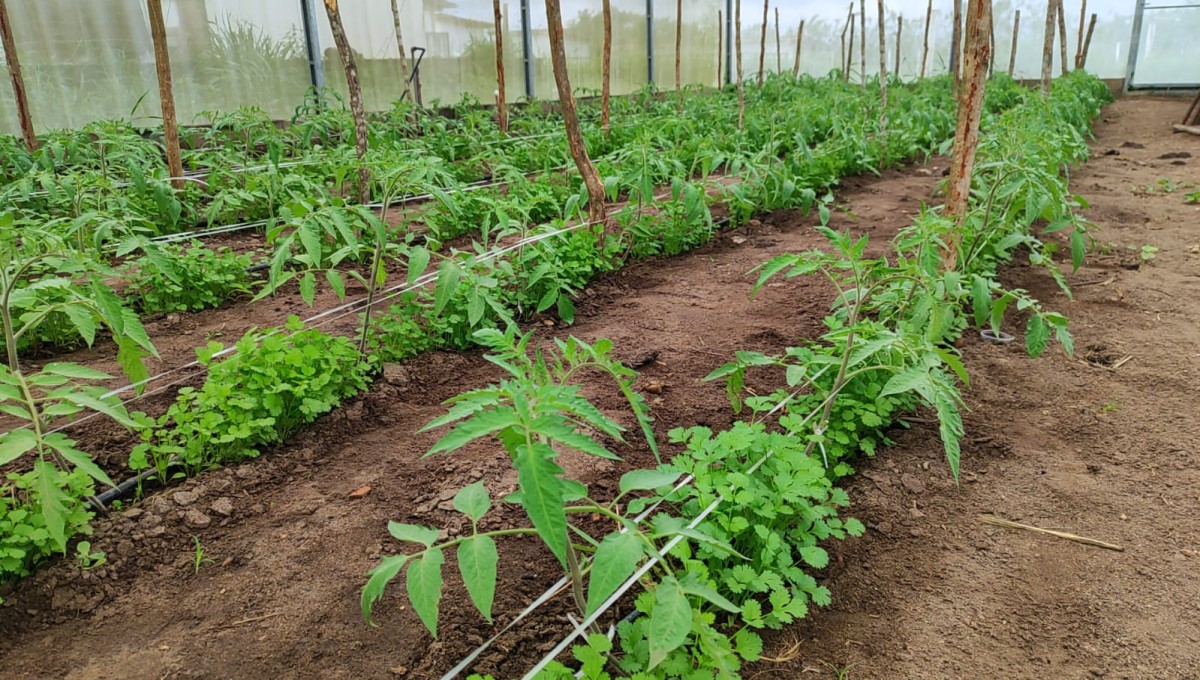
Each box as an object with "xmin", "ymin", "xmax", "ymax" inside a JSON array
[
  {"xmin": 528, "ymin": 0, "xmax": 649, "ymax": 100},
  {"xmin": 1129, "ymin": 5, "xmax": 1200, "ymax": 86},
  {"xmin": 652, "ymin": 0, "xmax": 722, "ymax": 88}
]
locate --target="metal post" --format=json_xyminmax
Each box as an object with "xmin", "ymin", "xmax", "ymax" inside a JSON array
[
  {"xmin": 726, "ymin": 0, "xmax": 734, "ymax": 85},
  {"xmin": 646, "ymin": 0, "xmax": 655, "ymax": 84},
  {"xmin": 299, "ymin": 0, "xmax": 324, "ymax": 90},
  {"xmin": 521, "ymin": 0, "xmax": 535, "ymax": 98},
  {"xmin": 1123, "ymin": 0, "xmax": 1146, "ymax": 92}
]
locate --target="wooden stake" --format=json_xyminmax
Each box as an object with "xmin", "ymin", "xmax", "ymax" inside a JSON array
[
  {"xmin": 941, "ymin": 0, "xmax": 992, "ymax": 270},
  {"xmin": 757, "ymin": 0, "xmax": 768, "ymax": 86},
  {"xmin": 1008, "ymin": 10, "xmax": 1020, "ymax": 77},
  {"xmin": 389, "ymin": 0, "xmax": 410, "ymax": 89},
  {"xmin": 718, "ymin": 10, "xmax": 724, "ymax": 88},
  {"xmin": 545, "ymin": 0, "xmax": 605, "ymax": 225},
  {"xmin": 878, "ymin": 0, "xmax": 888, "ymax": 131},
  {"xmin": 979, "ymin": 515, "xmax": 1125, "ymax": 552},
  {"xmin": 602, "ymin": 0, "xmax": 612, "ymax": 130},
  {"xmin": 775, "ymin": 7, "xmax": 782, "ymax": 74},
  {"xmin": 322, "ymin": 0, "xmax": 370, "ymax": 205},
  {"xmin": 1081, "ymin": 12, "xmax": 1097, "ymax": 71},
  {"xmin": 842, "ymin": 4, "xmax": 853, "ymax": 81},
  {"xmin": 1041, "ymin": 0, "xmax": 1055, "ymax": 92},
  {"xmin": 1056, "ymin": 0, "xmax": 1068, "ymax": 77},
  {"xmin": 920, "ymin": 0, "xmax": 931, "ymax": 79},
  {"xmin": 0, "ymin": 0, "xmax": 35, "ymax": 152},
  {"xmin": 736, "ymin": 0, "xmax": 745, "ymax": 128},
  {"xmin": 1080, "ymin": 0, "xmax": 1089, "ymax": 68},
  {"xmin": 675, "ymin": 0, "xmax": 683, "ymax": 111},
  {"xmin": 951, "ymin": 0, "xmax": 963, "ymax": 89},
  {"xmin": 859, "ymin": 0, "xmax": 867, "ymax": 86},
  {"xmin": 147, "ymin": 0, "xmax": 184, "ymax": 190},
  {"xmin": 895, "ymin": 15, "xmax": 903, "ymax": 77},
  {"xmin": 988, "ymin": 6, "xmax": 995, "ymax": 76},
  {"xmin": 793, "ymin": 20, "xmax": 805, "ymax": 76},
  {"xmin": 492, "ymin": 0, "xmax": 507, "ymax": 133},
  {"xmin": 847, "ymin": 11, "xmax": 856, "ymax": 81}
]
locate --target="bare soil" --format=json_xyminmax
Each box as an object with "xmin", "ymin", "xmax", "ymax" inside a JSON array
[{"xmin": 1, "ymin": 97, "xmax": 1195, "ymax": 680}]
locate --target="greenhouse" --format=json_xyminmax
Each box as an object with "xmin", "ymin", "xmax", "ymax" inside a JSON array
[{"xmin": 0, "ymin": 0, "xmax": 1197, "ymax": 678}]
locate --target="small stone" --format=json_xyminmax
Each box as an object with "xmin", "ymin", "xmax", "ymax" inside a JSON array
[
  {"xmin": 543, "ymin": 319, "xmax": 555, "ymax": 327},
  {"xmin": 731, "ymin": 236, "xmax": 747, "ymax": 245},
  {"xmin": 209, "ymin": 497, "xmax": 235, "ymax": 517},
  {"xmin": 140, "ymin": 513, "xmax": 162, "ymax": 528},
  {"xmin": 908, "ymin": 507, "xmax": 925, "ymax": 519},
  {"xmin": 124, "ymin": 508, "xmax": 144, "ymax": 520},
  {"xmin": 1181, "ymin": 549, "xmax": 1196, "ymax": 558},
  {"xmin": 345, "ymin": 402, "xmax": 365, "ymax": 421},
  {"xmin": 382, "ymin": 364, "xmax": 410, "ymax": 387},
  {"xmin": 748, "ymin": 219, "xmax": 763, "ymax": 228},
  {"xmin": 900, "ymin": 474, "xmax": 926, "ymax": 494},
  {"xmin": 145, "ymin": 525, "xmax": 166, "ymax": 538},
  {"xmin": 183, "ymin": 509, "xmax": 211, "ymax": 529},
  {"xmin": 391, "ymin": 666, "xmax": 408, "ymax": 676},
  {"xmin": 644, "ymin": 381, "xmax": 664, "ymax": 395},
  {"xmin": 349, "ymin": 486, "xmax": 372, "ymax": 499},
  {"xmin": 172, "ymin": 491, "xmax": 198, "ymax": 507}
]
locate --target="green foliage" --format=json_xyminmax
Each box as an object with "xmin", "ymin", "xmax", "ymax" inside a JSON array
[
  {"xmin": 0, "ymin": 468, "xmax": 96, "ymax": 583},
  {"xmin": 126, "ymin": 242, "xmax": 255, "ymax": 314}
]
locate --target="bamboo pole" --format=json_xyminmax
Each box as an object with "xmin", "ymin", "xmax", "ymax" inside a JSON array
[
  {"xmin": 602, "ymin": 0, "xmax": 612, "ymax": 130},
  {"xmin": 878, "ymin": 0, "xmax": 888, "ymax": 131},
  {"xmin": 736, "ymin": 0, "xmax": 745, "ymax": 129},
  {"xmin": 1041, "ymin": 0, "xmax": 1055, "ymax": 92},
  {"xmin": 859, "ymin": 0, "xmax": 867, "ymax": 86},
  {"xmin": 847, "ymin": 12, "xmax": 856, "ymax": 81},
  {"xmin": 793, "ymin": 20, "xmax": 805, "ymax": 76},
  {"xmin": 389, "ymin": 0, "xmax": 410, "ymax": 89},
  {"xmin": 1080, "ymin": 12, "xmax": 1097, "ymax": 70},
  {"xmin": 758, "ymin": 0, "xmax": 769, "ymax": 86},
  {"xmin": 775, "ymin": 8, "xmax": 782, "ymax": 73},
  {"xmin": 920, "ymin": 0, "xmax": 931, "ymax": 79},
  {"xmin": 146, "ymin": 0, "xmax": 184, "ymax": 190},
  {"xmin": 718, "ymin": 10, "xmax": 724, "ymax": 87},
  {"xmin": 675, "ymin": 0, "xmax": 683, "ymax": 112},
  {"xmin": 0, "ymin": 0, "xmax": 35, "ymax": 152},
  {"xmin": 1008, "ymin": 10, "xmax": 1020, "ymax": 77},
  {"xmin": 1056, "ymin": 0, "xmax": 1068, "ymax": 77},
  {"xmin": 1075, "ymin": 0, "xmax": 1087, "ymax": 68},
  {"xmin": 942, "ymin": 0, "xmax": 992, "ymax": 270},
  {"xmin": 895, "ymin": 15, "xmax": 903, "ymax": 77},
  {"xmin": 951, "ymin": 0, "xmax": 963, "ymax": 89},
  {"xmin": 842, "ymin": 4, "xmax": 853, "ymax": 81},
  {"xmin": 544, "ymin": 0, "xmax": 605, "ymax": 225},
  {"xmin": 322, "ymin": 0, "xmax": 370, "ymax": 204},
  {"xmin": 492, "ymin": 0, "xmax": 507, "ymax": 133}
]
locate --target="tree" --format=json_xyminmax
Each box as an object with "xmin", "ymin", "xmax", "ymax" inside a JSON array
[{"xmin": 544, "ymin": 0, "xmax": 606, "ymax": 225}]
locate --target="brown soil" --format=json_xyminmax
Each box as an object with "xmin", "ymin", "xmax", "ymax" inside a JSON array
[{"xmin": 2, "ymin": 97, "xmax": 1195, "ymax": 680}]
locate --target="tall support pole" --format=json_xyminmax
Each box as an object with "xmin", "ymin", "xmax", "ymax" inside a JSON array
[
  {"xmin": 1008, "ymin": 10, "xmax": 1020, "ymax": 77},
  {"xmin": 878, "ymin": 0, "xmax": 888, "ymax": 131},
  {"xmin": 1080, "ymin": 13, "xmax": 1096, "ymax": 70},
  {"xmin": 920, "ymin": 0, "xmax": 931, "ymax": 78},
  {"xmin": 859, "ymin": 0, "xmax": 866, "ymax": 86},
  {"xmin": 757, "ymin": 0, "xmax": 768, "ymax": 86},
  {"xmin": 1075, "ymin": 0, "xmax": 1087, "ymax": 68},
  {"xmin": 942, "ymin": 0, "xmax": 992, "ymax": 270},
  {"xmin": 950, "ymin": 0, "xmax": 962, "ymax": 88},
  {"xmin": 847, "ymin": 10, "xmax": 856, "ymax": 81},
  {"xmin": 774, "ymin": 7, "xmax": 781, "ymax": 73},
  {"xmin": 988, "ymin": 7, "xmax": 995, "ymax": 75},
  {"xmin": 842, "ymin": 4, "xmax": 852, "ymax": 80},
  {"xmin": 1041, "ymin": 0, "xmax": 1056, "ymax": 91},
  {"xmin": 646, "ymin": 0, "xmax": 655, "ymax": 84},
  {"xmin": 736, "ymin": 0, "xmax": 744, "ymax": 129},
  {"xmin": 390, "ymin": 0, "xmax": 410, "ymax": 89},
  {"xmin": 493, "ymin": 0, "xmax": 508, "ymax": 133},
  {"xmin": 1056, "ymin": 0, "xmax": 1068, "ymax": 77},
  {"xmin": 146, "ymin": 0, "xmax": 184, "ymax": 189},
  {"xmin": 718, "ymin": 10, "xmax": 724, "ymax": 87},
  {"xmin": 726, "ymin": 0, "xmax": 734, "ymax": 87},
  {"xmin": 521, "ymin": 0, "xmax": 534, "ymax": 98},
  {"xmin": 322, "ymin": 0, "xmax": 370, "ymax": 205},
  {"xmin": 602, "ymin": 0, "xmax": 612, "ymax": 129},
  {"xmin": 895, "ymin": 15, "xmax": 902, "ymax": 77},
  {"xmin": 544, "ymin": 0, "xmax": 605, "ymax": 225},
  {"xmin": 0, "ymin": 0, "xmax": 35, "ymax": 152},
  {"xmin": 1123, "ymin": 0, "xmax": 1145, "ymax": 91},
  {"xmin": 793, "ymin": 20, "xmax": 804, "ymax": 76},
  {"xmin": 676, "ymin": 0, "xmax": 683, "ymax": 111},
  {"xmin": 299, "ymin": 0, "xmax": 325, "ymax": 91}
]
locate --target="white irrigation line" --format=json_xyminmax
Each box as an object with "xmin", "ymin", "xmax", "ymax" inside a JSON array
[{"xmin": 442, "ymin": 365, "xmax": 829, "ymax": 679}]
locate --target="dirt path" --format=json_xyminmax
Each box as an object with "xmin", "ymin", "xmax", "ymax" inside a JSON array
[
  {"xmin": 758, "ymin": 98, "xmax": 1200, "ymax": 679},
  {"xmin": 0, "ymin": 161, "xmax": 941, "ymax": 678}
]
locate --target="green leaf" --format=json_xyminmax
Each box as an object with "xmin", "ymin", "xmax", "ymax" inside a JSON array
[
  {"xmin": 426, "ymin": 408, "xmax": 521, "ymax": 456},
  {"xmin": 325, "ymin": 269, "xmax": 346, "ymax": 300},
  {"xmin": 798, "ymin": 545, "xmax": 829, "ymax": 568},
  {"xmin": 387, "ymin": 522, "xmax": 439, "ymax": 547},
  {"xmin": 45, "ymin": 433, "xmax": 114, "ymax": 487},
  {"xmin": 679, "ymin": 571, "xmax": 740, "ymax": 613},
  {"xmin": 432, "ymin": 261, "xmax": 461, "ymax": 316},
  {"xmin": 618, "ymin": 469, "xmax": 683, "ymax": 495},
  {"xmin": 361, "ymin": 554, "xmax": 408, "ymax": 624},
  {"xmin": 452, "ymin": 481, "xmax": 491, "ymax": 523},
  {"xmin": 405, "ymin": 548, "xmax": 445, "ymax": 637},
  {"xmin": 60, "ymin": 391, "xmax": 137, "ymax": 428},
  {"xmin": 648, "ymin": 575, "xmax": 692, "ymax": 670},
  {"xmin": 1025, "ymin": 315, "xmax": 1050, "ymax": 358},
  {"xmin": 515, "ymin": 443, "xmax": 569, "ymax": 568},
  {"xmin": 556, "ymin": 294, "xmax": 575, "ymax": 325},
  {"xmin": 0, "ymin": 429, "xmax": 38, "ymax": 466},
  {"xmin": 971, "ymin": 275, "xmax": 991, "ymax": 328},
  {"xmin": 1070, "ymin": 229, "xmax": 1086, "ymax": 272},
  {"xmin": 586, "ymin": 530, "xmax": 644, "ymax": 614},
  {"xmin": 457, "ymin": 535, "xmax": 498, "ymax": 622},
  {"xmin": 33, "ymin": 459, "xmax": 69, "ymax": 549},
  {"xmin": 880, "ymin": 366, "xmax": 934, "ymax": 403},
  {"xmin": 935, "ymin": 392, "xmax": 964, "ymax": 480},
  {"xmin": 407, "ymin": 247, "xmax": 431, "ymax": 286},
  {"xmin": 41, "ymin": 363, "xmax": 112, "ymax": 381},
  {"xmin": 299, "ymin": 271, "xmax": 316, "ymax": 306},
  {"xmin": 62, "ymin": 304, "xmax": 97, "ymax": 347}
]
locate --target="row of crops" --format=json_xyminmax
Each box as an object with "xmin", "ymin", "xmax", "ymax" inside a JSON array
[{"xmin": 0, "ymin": 66, "xmax": 1109, "ymax": 676}]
